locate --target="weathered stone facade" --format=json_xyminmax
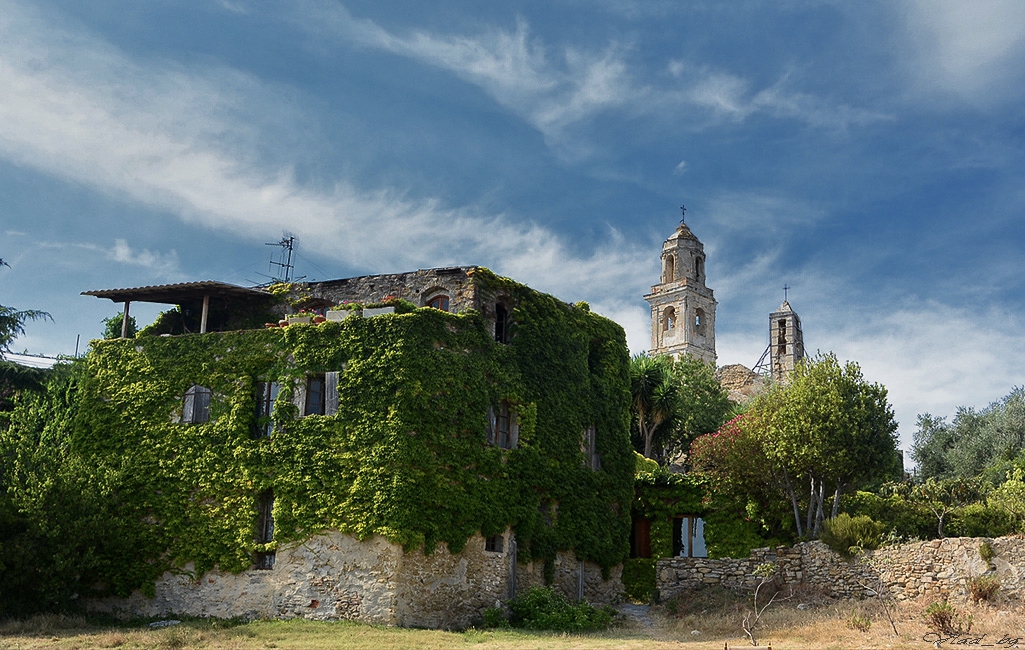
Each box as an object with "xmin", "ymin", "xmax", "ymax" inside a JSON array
[
  {"xmin": 658, "ymin": 536, "xmax": 1025, "ymax": 602},
  {"xmin": 88, "ymin": 531, "xmax": 623, "ymax": 628}
]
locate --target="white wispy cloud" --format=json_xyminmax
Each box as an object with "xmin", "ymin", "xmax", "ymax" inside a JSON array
[
  {"xmin": 0, "ymin": 1, "xmax": 655, "ymax": 325},
  {"xmin": 107, "ymin": 239, "xmax": 180, "ymax": 276},
  {"xmin": 297, "ymin": 1, "xmax": 885, "ymax": 150},
  {"xmin": 899, "ymin": 0, "xmax": 1025, "ymax": 106},
  {"xmin": 34, "ymin": 239, "xmax": 181, "ymax": 279}
]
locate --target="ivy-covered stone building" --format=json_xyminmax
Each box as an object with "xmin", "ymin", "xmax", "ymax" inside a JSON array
[{"xmin": 80, "ymin": 267, "xmax": 633, "ymax": 627}]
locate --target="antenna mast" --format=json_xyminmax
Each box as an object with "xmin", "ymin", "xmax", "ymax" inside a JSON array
[{"xmin": 266, "ymin": 235, "xmax": 296, "ymax": 282}]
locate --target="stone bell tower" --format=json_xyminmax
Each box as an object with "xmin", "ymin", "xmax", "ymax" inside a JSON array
[
  {"xmin": 769, "ymin": 297, "xmax": 804, "ymax": 382},
  {"xmin": 643, "ymin": 212, "xmax": 717, "ymax": 364}
]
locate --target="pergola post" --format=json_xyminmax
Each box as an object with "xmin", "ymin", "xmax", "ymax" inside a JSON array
[
  {"xmin": 121, "ymin": 301, "xmax": 131, "ymax": 338},
  {"xmin": 200, "ymin": 295, "xmax": 210, "ymax": 334}
]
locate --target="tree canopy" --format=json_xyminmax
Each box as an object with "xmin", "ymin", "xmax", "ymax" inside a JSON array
[
  {"xmin": 912, "ymin": 387, "xmax": 1025, "ymax": 484},
  {"xmin": 691, "ymin": 353, "xmax": 901, "ymax": 540},
  {"xmin": 629, "ymin": 354, "xmax": 732, "ymax": 463}
]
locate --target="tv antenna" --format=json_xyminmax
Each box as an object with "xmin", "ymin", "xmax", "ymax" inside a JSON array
[{"xmin": 266, "ymin": 235, "xmax": 296, "ymax": 282}]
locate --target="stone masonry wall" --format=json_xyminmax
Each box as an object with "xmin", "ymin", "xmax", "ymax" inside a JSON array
[
  {"xmin": 88, "ymin": 530, "xmax": 623, "ymax": 628},
  {"xmin": 88, "ymin": 532, "xmax": 405, "ymax": 625},
  {"xmin": 659, "ymin": 535, "xmax": 1025, "ymax": 602},
  {"xmin": 307, "ymin": 267, "xmax": 478, "ymax": 312},
  {"xmin": 517, "ymin": 551, "xmax": 624, "ymax": 606}
]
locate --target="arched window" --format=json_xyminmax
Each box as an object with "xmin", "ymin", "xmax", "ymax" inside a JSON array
[
  {"xmin": 663, "ymin": 255, "xmax": 676, "ymax": 283},
  {"xmin": 664, "ymin": 307, "xmax": 676, "ymax": 331},
  {"xmin": 694, "ymin": 308, "xmax": 706, "ymax": 336},
  {"xmin": 427, "ymin": 295, "xmax": 450, "ymax": 311},
  {"xmin": 182, "ymin": 385, "xmax": 212, "ymax": 424},
  {"xmin": 695, "ymin": 256, "xmax": 704, "ymax": 282}
]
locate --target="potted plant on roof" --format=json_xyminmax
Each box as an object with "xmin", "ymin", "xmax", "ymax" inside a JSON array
[
  {"xmin": 286, "ymin": 309, "xmax": 314, "ymax": 325},
  {"xmin": 327, "ymin": 301, "xmax": 362, "ymax": 321}
]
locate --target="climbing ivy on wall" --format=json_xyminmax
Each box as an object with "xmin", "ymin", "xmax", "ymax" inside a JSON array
[{"xmin": 8, "ymin": 269, "xmax": 632, "ymax": 602}]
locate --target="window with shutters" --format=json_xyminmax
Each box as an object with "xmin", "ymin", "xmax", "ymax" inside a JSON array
[
  {"xmin": 182, "ymin": 385, "xmax": 212, "ymax": 424},
  {"xmin": 295, "ymin": 372, "xmax": 340, "ymax": 417}
]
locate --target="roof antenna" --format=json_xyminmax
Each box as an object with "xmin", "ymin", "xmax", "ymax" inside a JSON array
[{"xmin": 266, "ymin": 235, "xmax": 296, "ymax": 282}]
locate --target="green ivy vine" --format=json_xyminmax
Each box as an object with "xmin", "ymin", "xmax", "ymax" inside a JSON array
[{"xmin": 58, "ymin": 269, "xmax": 632, "ymax": 597}]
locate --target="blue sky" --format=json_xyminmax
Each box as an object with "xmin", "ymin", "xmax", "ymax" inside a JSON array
[{"xmin": 2, "ymin": 0, "xmax": 1024, "ymax": 455}]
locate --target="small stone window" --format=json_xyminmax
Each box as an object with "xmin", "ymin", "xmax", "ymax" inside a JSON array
[
  {"xmin": 695, "ymin": 256, "xmax": 704, "ymax": 282},
  {"xmin": 487, "ymin": 401, "xmax": 518, "ymax": 449},
  {"xmin": 663, "ymin": 254, "xmax": 676, "ymax": 283},
  {"xmin": 253, "ymin": 381, "xmax": 280, "ymax": 438},
  {"xmin": 664, "ymin": 307, "xmax": 676, "ymax": 332},
  {"xmin": 254, "ymin": 489, "xmax": 275, "ymax": 569},
  {"xmin": 427, "ymin": 295, "xmax": 450, "ymax": 311},
  {"xmin": 693, "ymin": 308, "xmax": 707, "ymax": 336},
  {"xmin": 777, "ymin": 318, "xmax": 787, "ymax": 356},
  {"xmin": 495, "ymin": 303, "xmax": 511, "ymax": 343},
  {"xmin": 182, "ymin": 385, "xmax": 212, "ymax": 424},
  {"xmin": 484, "ymin": 534, "xmax": 504, "ymax": 553}
]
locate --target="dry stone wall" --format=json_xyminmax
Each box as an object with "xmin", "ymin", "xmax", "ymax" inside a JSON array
[
  {"xmin": 88, "ymin": 530, "xmax": 623, "ymax": 629},
  {"xmin": 659, "ymin": 536, "xmax": 1025, "ymax": 602}
]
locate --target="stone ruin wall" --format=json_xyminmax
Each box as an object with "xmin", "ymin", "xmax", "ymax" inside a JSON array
[
  {"xmin": 658, "ymin": 535, "xmax": 1025, "ymax": 602},
  {"xmin": 306, "ymin": 267, "xmax": 478, "ymax": 313},
  {"xmin": 88, "ymin": 530, "xmax": 623, "ymax": 629}
]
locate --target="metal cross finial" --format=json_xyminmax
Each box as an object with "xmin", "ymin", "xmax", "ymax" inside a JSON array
[
  {"xmin": 783, "ymin": 285, "xmax": 789, "ymax": 302},
  {"xmin": 680, "ymin": 204, "xmax": 687, "ymax": 224}
]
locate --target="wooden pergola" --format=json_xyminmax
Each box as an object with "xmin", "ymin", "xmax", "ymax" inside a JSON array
[{"xmin": 82, "ymin": 281, "xmax": 273, "ymax": 337}]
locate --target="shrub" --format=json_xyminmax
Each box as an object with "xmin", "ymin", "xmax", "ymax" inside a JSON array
[
  {"xmin": 949, "ymin": 503, "xmax": 1018, "ymax": 538},
  {"xmin": 507, "ymin": 586, "xmax": 615, "ymax": 632},
  {"xmin": 846, "ymin": 610, "xmax": 871, "ymax": 632},
  {"xmin": 967, "ymin": 575, "xmax": 1000, "ymax": 603},
  {"xmin": 820, "ymin": 514, "xmax": 885, "ymax": 558},
  {"xmin": 480, "ymin": 607, "xmax": 509, "ymax": 628},
  {"xmin": 621, "ymin": 558, "xmax": 657, "ymax": 603},
  {"xmin": 924, "ymin": 600, "xmax": 972, "ymax": 636},
  {"xmin": 979, "ymin": 541, "xmax": 995, "ymax": 564}
]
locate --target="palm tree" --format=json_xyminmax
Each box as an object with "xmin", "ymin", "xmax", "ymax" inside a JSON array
[{"xmin": 630, "ymin": 354, "xmax": 682, "ymax": 460}]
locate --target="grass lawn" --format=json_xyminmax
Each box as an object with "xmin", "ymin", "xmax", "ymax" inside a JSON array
[{"xmin": 1, "ymin": 590, "xmax": 1021, "ymax": 650}]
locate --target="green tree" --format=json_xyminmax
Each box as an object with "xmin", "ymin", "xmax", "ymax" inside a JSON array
[
  {"xmin": 629, "ymin": 354, "xmax": 731, "ymax": 462},
  {"xmin": 630, "ymin": 355, "xmax": 679, "ymax": 460},
  {"xmin": 912, "ymin": 388, "xmax": 1025, "ymax": 483},
  {"xmin": 689, "ymin": 411, "xmax": 794, "ymax": 545},
  {"xmin": 0, "ymin": 305, "xmax": 51, "ymax": 354},
  {"xmin": 0, "ymin": 261, "xmax": 53, "ymax": 403},
  {"xmin": 894, "ymin": 476, "xmax": 981, "ymax": 538},
  {"xmin": 102, "ymin": 313, "xmax": 138, "ymax": 339},
  {"xmin": 764, "ymin": 354, "xmax": 900, "ymax": 537}
]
